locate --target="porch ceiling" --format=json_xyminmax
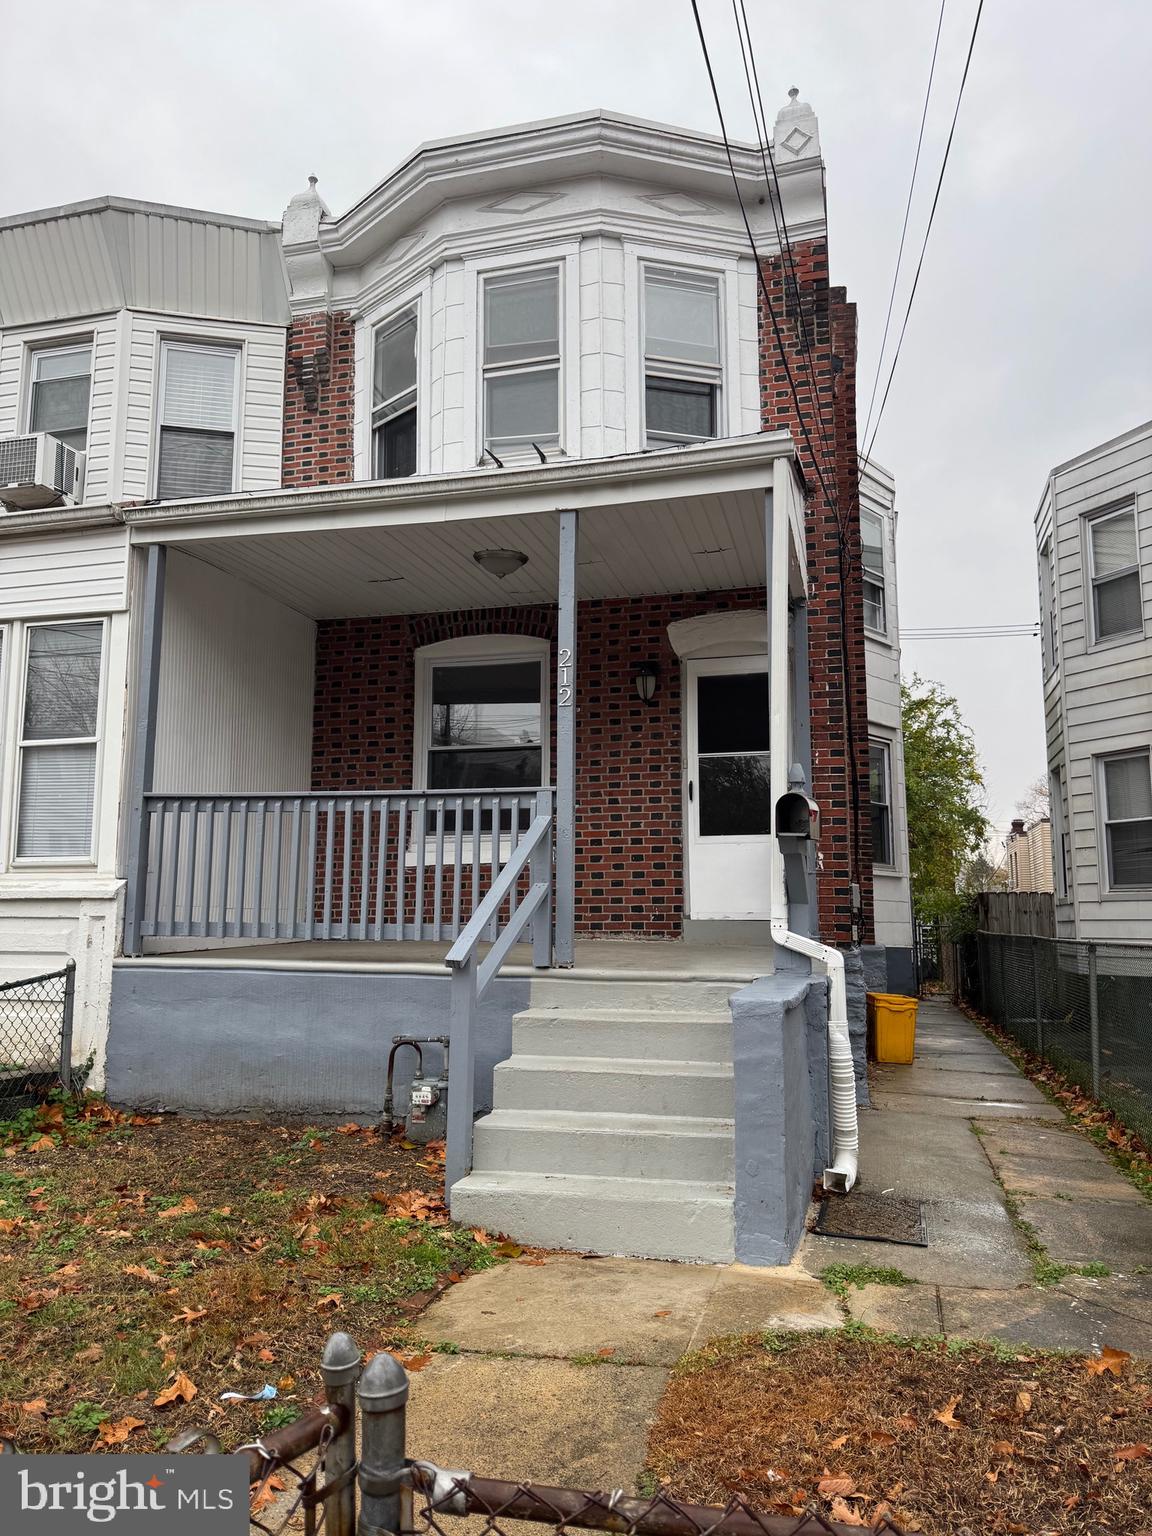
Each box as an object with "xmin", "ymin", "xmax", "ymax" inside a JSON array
[{"xmin": 168, "ymin": 493, "xmax": 770, "ymax": 618}]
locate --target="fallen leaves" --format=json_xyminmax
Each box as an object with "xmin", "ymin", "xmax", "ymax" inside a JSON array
[
  {"xmin": 932, "ymin": 1395, "xmax": 963, "ymax": 1430},
  {"xmin": 828, "ymin": 1496, "xmax": 866, "ymax": 1526},
  {"xmin": 18, "ymin": 1399, "xmax": 48, "ymax": 1420},
  {"xmin": 1114, "ymin": 1443, "xmax": 1150, "ymax": 1462},
  {"xmin": 1015, "ymin": 1389, "xmax": 1032, "ymax": 1416},
  {"xmin": 315, "ymin": 1293, "xmax": 343, "ymax": 1311},
  {"xmin": 251, "ymin": 1474, "xmax": 287, "ymax": 1515},
  {"xmin": 26, "ymin": 1135, "xmax": 56, "ymax": 1153},
  {"xmin": 154, "ymin": 1371, "xmax": 198, "ymax": 1408},
  {"xmin": 1086, "ymin": 1346, "xmax": 1131, "ymax": 1377},
  {"xmin": 98, "ymin": 1415, "xmax": 146, "ymax": 1446},
  {"xmin": 171, "ymin": 1306, "xmax": 208, "ymax": 1324},
  {"xmin": 816, "ymin": 1475, "xmax": 857, "ymax": 1498},
  {"xmin": 158, "ymin": 1195, "xmax": 199, "ymax": 1219},
  {"xmin": 122, "ymin": 1264, "xmax": 165, "ymax": 1286},
  {"xmin": 73, "ymin": 1345, "xmax": 104, "ymax": 1365}
]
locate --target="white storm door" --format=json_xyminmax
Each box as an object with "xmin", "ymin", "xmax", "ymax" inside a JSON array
[{"xmin": 685, "ymin": 656, "xmax": 772, "ymax": 919}]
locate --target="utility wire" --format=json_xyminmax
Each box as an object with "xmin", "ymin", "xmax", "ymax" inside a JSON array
[
  {"xmin": 863, "ymin": 0, "xmax": 985, "ymax": 463},
  {"xmin": 859, "ymin": 0, "xmax": 948, "ymax": 451}
]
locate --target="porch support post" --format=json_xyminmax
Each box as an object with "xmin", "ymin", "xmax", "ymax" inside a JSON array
[
  {"xmin": 554, "ymin": 509, "xmax": 579, "ymax": 967},
  {"xmin": 123, "ymin": 544, "xmax": 166, "ymax": 957},
  {"xmin": 788, "ymin": 597, "xmax": 816, "ymax": 940}
]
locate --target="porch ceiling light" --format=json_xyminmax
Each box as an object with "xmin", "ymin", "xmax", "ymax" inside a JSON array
[
  {"xmin": 473, "ymin": 548, "xmax": 529, "ymax": 579},
  {"xmin": 633, "ymin": 661, "xmax": 660, "ymax": 705}
]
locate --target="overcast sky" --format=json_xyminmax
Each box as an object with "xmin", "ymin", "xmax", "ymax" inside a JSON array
[{"xmin": 3, "ymin": 0, "xmax": 1150, "ymax": 836}]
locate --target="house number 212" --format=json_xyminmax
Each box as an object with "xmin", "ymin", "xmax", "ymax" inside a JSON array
[{"xmin": 557, "ymin": 647, "xmax": 573, "ymax": 708}]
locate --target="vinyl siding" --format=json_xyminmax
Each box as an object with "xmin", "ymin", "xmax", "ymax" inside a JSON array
[
  {"xmin": 153, "ymin": 550, "xmax": 315, "ymax": 794},
  {"xmin": 1038, "ymin": 421, "xmax": 1152, "ymax": 942},
  {"xmin": 0, "ymin": 526, "xmax": 129, "ymax": 617}
]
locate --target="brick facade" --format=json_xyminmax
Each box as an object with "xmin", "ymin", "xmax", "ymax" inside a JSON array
[
  {"xmin": 758, "ymin": 239, "xmax": 874, "ymax": 946},
  {"xmin": 312, "ymin": 590, "xmax": 767, "ymax": 937},
  {"xmin": 282, "ymin": 311, "xmax": 356, "ymax": 487}
]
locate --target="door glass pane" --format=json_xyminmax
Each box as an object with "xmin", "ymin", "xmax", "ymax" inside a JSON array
[
  {"xmin": 23, "ymin": 622, "xmax": 102, "ymax": 740},
  {"xmin": 484, "ymin": 272, "xmax": 559, "ymax": 364},
  {"xmin": 645, "ymin": 377, "xmax": 715, "ymax": 440},
  {"xmin": 699, "ymin": 755, "xmax": 771, "ymax": 836},
  {"xmin": 485, "ymin": 369, "xmax": 558, "ymax": 443},
  {"xmin": 373, "ymin": 313, "xmax": 417, "ymax": 408},
  {"xmin": 1095, "ymin": 570, "xmax": 1142, "ymax": 638},
  {"xmin": 696, "ymin": 673, "xmax": 769, "ymax": 755},
  {"xmin": 644, "ymin": 272, "xmax": 719, "ymax": 365}
]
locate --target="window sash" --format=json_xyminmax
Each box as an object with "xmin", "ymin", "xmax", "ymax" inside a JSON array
[
  {"xmin": 29, "ymin": 343, "xmax": 92, "ymax": 450},
  {"xmin": 483, "ymin": 271, "xmax": 560, "ymax": 367},
  {"xmin": 643, "ymin": 270, "xmax": 720, "ymax": 368},
  {"xmin": 1102, "ymin": 753, "xmax": 1152, "ymax": 889},
  {"xmin": 483, "ymin": 364, "xmax": 560, "ymax": 448},
  {"xmin": 373, "ymin": 311, "xmax": 418, "ymax": 422},
  {"xmin": 421, "ymin": 655, "xmax": 547, "ymax": 792},
  {"xmin": 863, "ymin": 576, "xmax": 886, "ymax": 634},
  {"xmin": 1088, "ymin": 509, "xmax": 1142, "ymax": 642},
  {"xmin": 15, "ymin": 620, "xmax": 104, "ymax": 863},
  {"xmin": 869, "ymin": 742, "xmax": 893, "ymax": 866}
]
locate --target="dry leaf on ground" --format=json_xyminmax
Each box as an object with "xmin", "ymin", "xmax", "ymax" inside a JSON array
[
  {"xmin": 98, "ymin": 1416, "xmax": 146, "ymax": 1446},
  {"xmin": 1086, "ymin": 1346, "xmax": 1131, "ymax": 1377},
  {"xmin": 158, "ymin": 1195, "xmax": 199, "ymax": 1219},
  {"xmin": 932, "ymin": 1395, "xmax": 963, "ymax": 1429},
  {"xmin": 154, "ymin": 1370, "xmax": 198, "ymax": 1408}
]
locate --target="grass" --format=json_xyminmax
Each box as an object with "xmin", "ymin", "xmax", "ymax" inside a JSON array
[
  {"xmin": 644, "ymin": 1330, "xmax": 1152, "ymax": 1536},
  {"xmin": 0, "ymin": 1099, "xmax": 509, "ymax": 1453},
  {"xmin": 819, "ymin": 1262, "xmax": 913, "ymax": 1301}
]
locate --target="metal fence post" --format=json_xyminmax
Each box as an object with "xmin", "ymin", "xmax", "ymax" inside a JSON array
[
  {"xmin": 997, "ymin": 937, "xmax": 1008, "ymax": 1028},
  {"xmin": 1087, "ymin": 941, "xmax": 1101, "ymax": 1098},
  {"xmin": 320, "ymin": 1331, "xmax": 362, "ymax": 1536},
  {"xmin": 357, "ymin": 1350, "xmax": 409, "ymax": 1536},
  {"xmin": 59, "ymin": 961, "xmax": 76, "ymax": 1093},
  {"xmin": 1031, "ymin": 936, "xmax": 1045, "ymax": 1059}
]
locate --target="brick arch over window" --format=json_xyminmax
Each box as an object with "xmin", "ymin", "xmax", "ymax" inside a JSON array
[{"xmin": 408, "ymin": 606, "xmax": 556, "ymax": 649}]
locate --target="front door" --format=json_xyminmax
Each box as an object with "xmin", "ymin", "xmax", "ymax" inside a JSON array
[{"xmin": 684, "ymin": 656, "xmax": 772, "ymax": 919}]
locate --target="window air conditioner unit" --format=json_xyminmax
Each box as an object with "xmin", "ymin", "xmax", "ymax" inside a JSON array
[{"xmin": 0, "ymin": 433, "xmax": 86, "ymax": 511}]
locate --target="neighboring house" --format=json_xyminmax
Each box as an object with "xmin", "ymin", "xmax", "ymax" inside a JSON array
[
  {"xmin": 0, "ymin": 96, "xmax": 909, "ymax": 1264},
  {"xmin": 0, "ymin": 197, "xmax": 287, "ymax": 1069},
  {"xmin": 860, "ymin": 456, "xmax": 914, "ymax": 992},
  {"xmin": 1005, "ymin": 817, "xmax": 1054, "ymax": 894},
  {"xmin": 1035, "ymin": 420, "xmax": 1152, "ymax": 942}
]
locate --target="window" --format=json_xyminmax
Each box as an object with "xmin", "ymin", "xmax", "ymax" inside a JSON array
[
  {"xmin": 426, "ymin": 659, "xmax": 544, "ymax": 790},
  {"xmin": 1039, "ymin": 541, "xmax": 1058, "ymax": 672},
  {"xmin": 29, "ymin": 344, "xmax": 92, "ymax": 452},
  {"xmin": 482, "ymin": 269, "xmax": 560, "ymax": 455},
  {"xmin": 372, "ymin": 310, "xmax": 417, "ymax": 478},
  {"xmin": 1050, "ymin": 767, "xmax": 1071, "ymax": 898},
  {"xmin": 1088, "ymin": 506, "xmax": 1142, "ymax": 642},
  {"xmin": 861, "ymin": 511, "xmax": 887, "ymax": 634},
  {"xmin": 156, "ymin": 342, "xmax": 238, "ymax": 499},
  {"xmin": 869, "ymin": 741, "xmax": 894, "ymax": 866},
  {"xmin": 643, "ymin": 268, "xmax": 720, "ymax": 446},
  {"xmin": 1101, "ymin": 752, "xmax": 1152, "ymax": 889},
  {"xmin": 16, "ymin": 622, "xmax": 104, "ymax": 861}
]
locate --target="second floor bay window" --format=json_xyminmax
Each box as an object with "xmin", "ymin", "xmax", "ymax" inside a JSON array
[
  {"xmin": 482, "ymin": 268, "xmax": 560, "ymax": 456},
  {"xmin": 29, "ymin": 344, "xmax": 92, "ymax": 452},
  {"xmin": 643, "ymin": 268, "xmax": 721, "ymax": 447},
  {"xmin": 373, "ymin": 309, "xmax": 417, "ymax": 477},
  {"xmin": 156, "ymin": 342, "xmax": 239, "ymax": 500}
]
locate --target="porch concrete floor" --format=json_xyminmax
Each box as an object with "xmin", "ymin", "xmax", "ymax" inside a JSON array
[{"xmin": 135, "ymin": 935, "xmax": 771, "ymax": 981}]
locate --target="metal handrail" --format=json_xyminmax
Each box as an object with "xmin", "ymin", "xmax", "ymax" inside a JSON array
[{"xmin": 444, "ymin": 787, "xmax": 554, "ymax": 1193}]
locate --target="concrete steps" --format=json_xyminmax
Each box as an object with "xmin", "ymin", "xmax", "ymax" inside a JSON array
[
  {"xmin": 449, "ymin": 1171, "xmax": 735, "ymax": 1264},
  {"xmin": 451, "ymin": 991, "xmax": 739, "ymax": 1263}
]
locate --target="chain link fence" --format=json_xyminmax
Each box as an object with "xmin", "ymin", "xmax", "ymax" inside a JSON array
[
  {"xmin": 0, "ymin": 963, "xmax": 76, "ymax": 1116},
  {"xmin": 155, "ymin": 1332, "xmax": 914, "ymax": 1536},
  {"xmin": 975, "ymin": 932, "xmax": 1152, "ymax": 1144}
]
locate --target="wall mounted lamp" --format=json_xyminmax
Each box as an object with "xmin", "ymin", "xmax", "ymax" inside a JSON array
[{"xmin": 633, "ymin": 661, "xmax": 660, "ymax": 705}]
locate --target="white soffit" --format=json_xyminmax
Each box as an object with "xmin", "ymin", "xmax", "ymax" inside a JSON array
[{"xmin": 170, "ymin": 492, "xmax": 768, "ymax": 619}]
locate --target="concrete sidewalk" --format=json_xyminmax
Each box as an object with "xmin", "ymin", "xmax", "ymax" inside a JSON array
[{"xmin": 400, "ymin": 994, "xmax": 1152, "ymax": 1489}]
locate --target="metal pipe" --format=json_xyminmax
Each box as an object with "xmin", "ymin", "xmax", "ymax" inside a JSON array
[{"xmin": 357, "ymin": 1348, "xmax": 409, "ymax": 1536}]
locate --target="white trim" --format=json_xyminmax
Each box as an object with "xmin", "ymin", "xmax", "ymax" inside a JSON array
[
  {"xmin": 152, "ymin": 338, "xmax": 243, "ymax": 499},
  {"xmin": 666, "ymin": 609, "xmax": 767, "ymax": 660}
]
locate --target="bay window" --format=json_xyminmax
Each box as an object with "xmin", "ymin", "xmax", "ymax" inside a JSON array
[
  {"xmin": 16, "ymin": 621, "xmax": 104, "ymax": 861},
  {"xmin": 643, "ymin": 268, "xmax": 720, "ymax": 447},
  {"xmin": 1088, "ymin": 506, "xmax": 1142, "ymax": 642},
  {"xmin": 29, "ymin": 343, "xmax": 92, "ymax": 453},
  {"xmin": 156, "ymin": 342, "xmax": 239, "ymax": 500},
  {"xmin": 862, "ymin": 511, "xmax": 887, "ymax": 634},
  {"xmin": 373, "ymin": 309, "xmax": 417, "ymax": 478},
  {"xmin": 1101, "ymin": 751, "xmax": 1152, "ymax": 890},
  {"xmin": 482, "ymin": 269, "xmax": 560, "ymax": 455}
]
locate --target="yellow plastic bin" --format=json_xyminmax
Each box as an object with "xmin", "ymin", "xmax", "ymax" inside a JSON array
[{"xmin": 867, "ymin": 992, "xmax": 919, "ymax": 1064}]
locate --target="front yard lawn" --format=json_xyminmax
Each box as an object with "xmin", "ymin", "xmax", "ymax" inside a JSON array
[
  {"xmin": 0, "ymin": 1097, "xmax": 495, "ymax": 1453},
  {"xmin": 647, "ymin": 1330, "xmax": 1152, "ymax": 1535}
]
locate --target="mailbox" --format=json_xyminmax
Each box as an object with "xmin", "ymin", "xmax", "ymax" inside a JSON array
[{"xmin": 775, "ymin": 789, "xmax": 820, "ymax": 842}]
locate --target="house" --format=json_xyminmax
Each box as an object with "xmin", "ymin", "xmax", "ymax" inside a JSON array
[
  {"xmin": 1035, "ymin": 420, "xmax": 1151, "ymax": 941},
  {"xmin": 0, "ymin": 95, "xmax": 911, "ymax": 1263},
  {"xmin": 1005, "ymin": 817, "xmax": 1054, "ymax": 894}
]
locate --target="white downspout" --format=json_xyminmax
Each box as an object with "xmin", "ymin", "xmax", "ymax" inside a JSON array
[{"xmin": 766, "ymin": 475, "xmax": 858, "ymax": 1193}]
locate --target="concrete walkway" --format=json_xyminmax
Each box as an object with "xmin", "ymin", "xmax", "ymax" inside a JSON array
[{"xmin": 400, "ymin": 995, "xmax": 1152, "ymax": 1489}]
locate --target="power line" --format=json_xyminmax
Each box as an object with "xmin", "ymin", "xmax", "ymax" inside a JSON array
[
  {"xmin": 859, "ymin": 0, "xmax": 948, "ymax": 450},
  {"xmin": 863, "ymin": 0, "xmax": 985, "ymax": 463}
]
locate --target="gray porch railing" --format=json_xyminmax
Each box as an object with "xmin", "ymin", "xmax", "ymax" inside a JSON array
[
  {"xmin": 445, "ymin": 790, "xmax": 553, "ymax": 1192},
  {"xmin": 135, "ymin": 789, "xmax": 552, "ymax": 950}
]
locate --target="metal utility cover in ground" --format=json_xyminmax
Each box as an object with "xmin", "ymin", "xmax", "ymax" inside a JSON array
[{"xmin": 814, "ymin": 1191, "xmax": 928, "ymax": 1247}]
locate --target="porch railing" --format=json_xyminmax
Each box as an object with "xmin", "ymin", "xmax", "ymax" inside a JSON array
[{"xmin": 136, "ymin": 789, "xmax": 553, "ymax": 950}]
